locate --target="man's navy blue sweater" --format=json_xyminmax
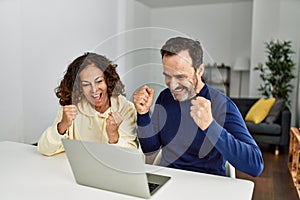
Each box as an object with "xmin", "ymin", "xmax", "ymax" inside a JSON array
[{"xmin": 137, "ymin": 84, "xmax": 264, "ymax": 177}]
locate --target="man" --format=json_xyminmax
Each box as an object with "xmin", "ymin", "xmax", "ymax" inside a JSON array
[{"xmin": 133, "ymin": 37, "xmax": 263, "ymax": 177}]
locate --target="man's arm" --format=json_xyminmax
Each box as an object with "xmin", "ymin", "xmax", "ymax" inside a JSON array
[{"xmin": 205, "ymin": 101, "xmax": 264, "ymax": 177}]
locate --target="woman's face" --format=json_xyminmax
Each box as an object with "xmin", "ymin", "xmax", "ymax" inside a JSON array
[{"xmin": 79, "ymin": 64, "xmax": 109, "ymax": 112}]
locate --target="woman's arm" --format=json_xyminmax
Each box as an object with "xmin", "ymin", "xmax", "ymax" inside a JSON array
[{"xmin": 37, "ymin": 108, "xmax": 69, "ymax": 156}]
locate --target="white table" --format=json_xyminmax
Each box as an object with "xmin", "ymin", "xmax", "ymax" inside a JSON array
[{"xmin": 0, "ymin": 141, "xmax": 254, "ymax": 199}]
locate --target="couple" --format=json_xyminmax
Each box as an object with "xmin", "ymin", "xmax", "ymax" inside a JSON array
[{"xmin": 37, "ymin": 36, "xmax": 264, "ymax": 177}]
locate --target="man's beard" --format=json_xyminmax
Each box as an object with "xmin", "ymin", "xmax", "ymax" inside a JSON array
[{"xmin": 172, "ymin": 77, "xmax": 199, "ymax": 102}]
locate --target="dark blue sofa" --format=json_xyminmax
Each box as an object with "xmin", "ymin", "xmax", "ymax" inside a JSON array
[{"xmin": 231, "ymin": 98, "xmax": 291, "ymax": 155}]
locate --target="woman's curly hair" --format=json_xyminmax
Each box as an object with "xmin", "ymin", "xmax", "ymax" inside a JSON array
[{"xmin": 55, "ymin": 52, "xmax": 125, "ymax": 106}]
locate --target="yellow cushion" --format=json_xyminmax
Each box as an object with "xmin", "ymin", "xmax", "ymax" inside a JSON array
[{"xmin": 245, "ymin": 98, "xmax": 276, "ymax": 124}]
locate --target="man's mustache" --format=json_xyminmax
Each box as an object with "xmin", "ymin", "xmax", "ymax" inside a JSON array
[{"xmin": 171, "ymin": 86, "xmax": 185, "ymax": 92}]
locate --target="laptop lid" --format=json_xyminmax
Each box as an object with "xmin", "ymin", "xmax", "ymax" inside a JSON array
[{"xmin": 61, "ymin": 139, "xmax": 170, "ymax": 199}]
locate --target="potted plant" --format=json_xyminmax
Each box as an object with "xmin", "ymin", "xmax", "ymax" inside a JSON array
[{"xmin": 254, "ymin": 39, "xmax": 296, "ymax": 105}]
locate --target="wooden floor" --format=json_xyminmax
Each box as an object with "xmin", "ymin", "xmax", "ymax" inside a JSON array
[{"xmin": 236, "ymin": 143, "xmax": 299, "ymax": 200}]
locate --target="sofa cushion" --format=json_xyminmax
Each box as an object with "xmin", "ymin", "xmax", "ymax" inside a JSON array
[
  {"xmin": 245, "ymin": 98, "xmax": 276, "ymax": 124},
  {"xmin": 246, "ymin": 121, "xmax": 281, "ymax": 136},
  {"xmin": 265, "ymin": 99, "xmax": 285, "ymax": 124}
]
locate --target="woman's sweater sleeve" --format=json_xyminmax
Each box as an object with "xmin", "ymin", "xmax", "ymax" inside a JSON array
[{"xmin": 37, "ymin": 108, "xmax": 69, "ymax": 156}]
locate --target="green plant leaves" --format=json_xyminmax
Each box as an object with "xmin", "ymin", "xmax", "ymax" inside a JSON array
[{"xmin": 254, "ymin": 39, "xmax": 296, "ymax": 105}]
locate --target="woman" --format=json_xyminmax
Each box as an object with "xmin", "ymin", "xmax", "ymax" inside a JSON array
[{"xmin": 37, "ymin": 52, "xmax": 138, "ymax": 156}]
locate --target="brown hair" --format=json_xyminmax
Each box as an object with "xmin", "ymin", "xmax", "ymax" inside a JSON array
[
  {"xmin": 160, "ymin": 37, "xmax": 203, "ymax": 69},
  {"xmin": 55, "ymin": 52, "xmax": 125, "ymax": 106}
]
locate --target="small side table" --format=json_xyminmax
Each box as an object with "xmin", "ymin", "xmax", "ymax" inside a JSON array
[{"xmin": 288, "ymin": 127, "xmax": 300, "ymax": 198}]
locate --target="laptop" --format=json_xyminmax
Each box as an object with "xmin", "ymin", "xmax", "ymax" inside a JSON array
[{"xmin": 61, "ymin": 138, "xmax": 171, "ymax": 199}]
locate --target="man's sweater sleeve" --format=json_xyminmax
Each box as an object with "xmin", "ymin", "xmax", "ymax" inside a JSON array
[
  {"xmin": 137, "ymin": 112, "xmax": 161, "ymax": 153},
  {"xmin": 205, "ymin": 102, "xmax": 264, "ymax": 177}
]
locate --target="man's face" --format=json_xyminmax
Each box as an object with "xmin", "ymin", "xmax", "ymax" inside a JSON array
[{"xmin": 162, "ymin": 50, "xmax": 203, "ymax": 101}]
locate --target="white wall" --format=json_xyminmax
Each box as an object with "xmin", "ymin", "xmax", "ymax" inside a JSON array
[
  {"xmin": 150, "ymin": 2, "xmax": 253, "ymax": 97},
  {"xmin": 113, "ymin": 1, "xmax": 172, "ymax": 102},
  {"xmin": 2, "ymin": 0, "xmax": 299, "ymax": 143},
  {"xmin": 250, "ymin": 0, "xmax": 300, "ymax": 125},
  {"xmin": 250, "ymin": 0, "xmax": 281, "ymax": 96},
  {"xmin": 297, "ymin": 48, "xmax": 300, "ymax": 127},
  {"xmin": 0, "ymin": 0, "xmax": 23, "ymax": 142},
  {"xmin": 0, "ymin": 0, "xmax": 130, "ymax": 144},
  {"xmin": 279, "ymin": 0, "xmax": 300, "ymax": 127},
  {"xmin": 230, "ymin": 2, "xmax": 252, "ymax": 97}
]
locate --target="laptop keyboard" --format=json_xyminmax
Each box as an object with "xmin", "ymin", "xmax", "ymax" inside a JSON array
[{"xmin": 148, "ymin": 182, "xmax": 160, "ymax": 193}]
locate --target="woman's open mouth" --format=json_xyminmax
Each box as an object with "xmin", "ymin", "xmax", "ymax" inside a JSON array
[{"xmin": 92, "ymin": 93, "xmax": 102, "ymax": 103}]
